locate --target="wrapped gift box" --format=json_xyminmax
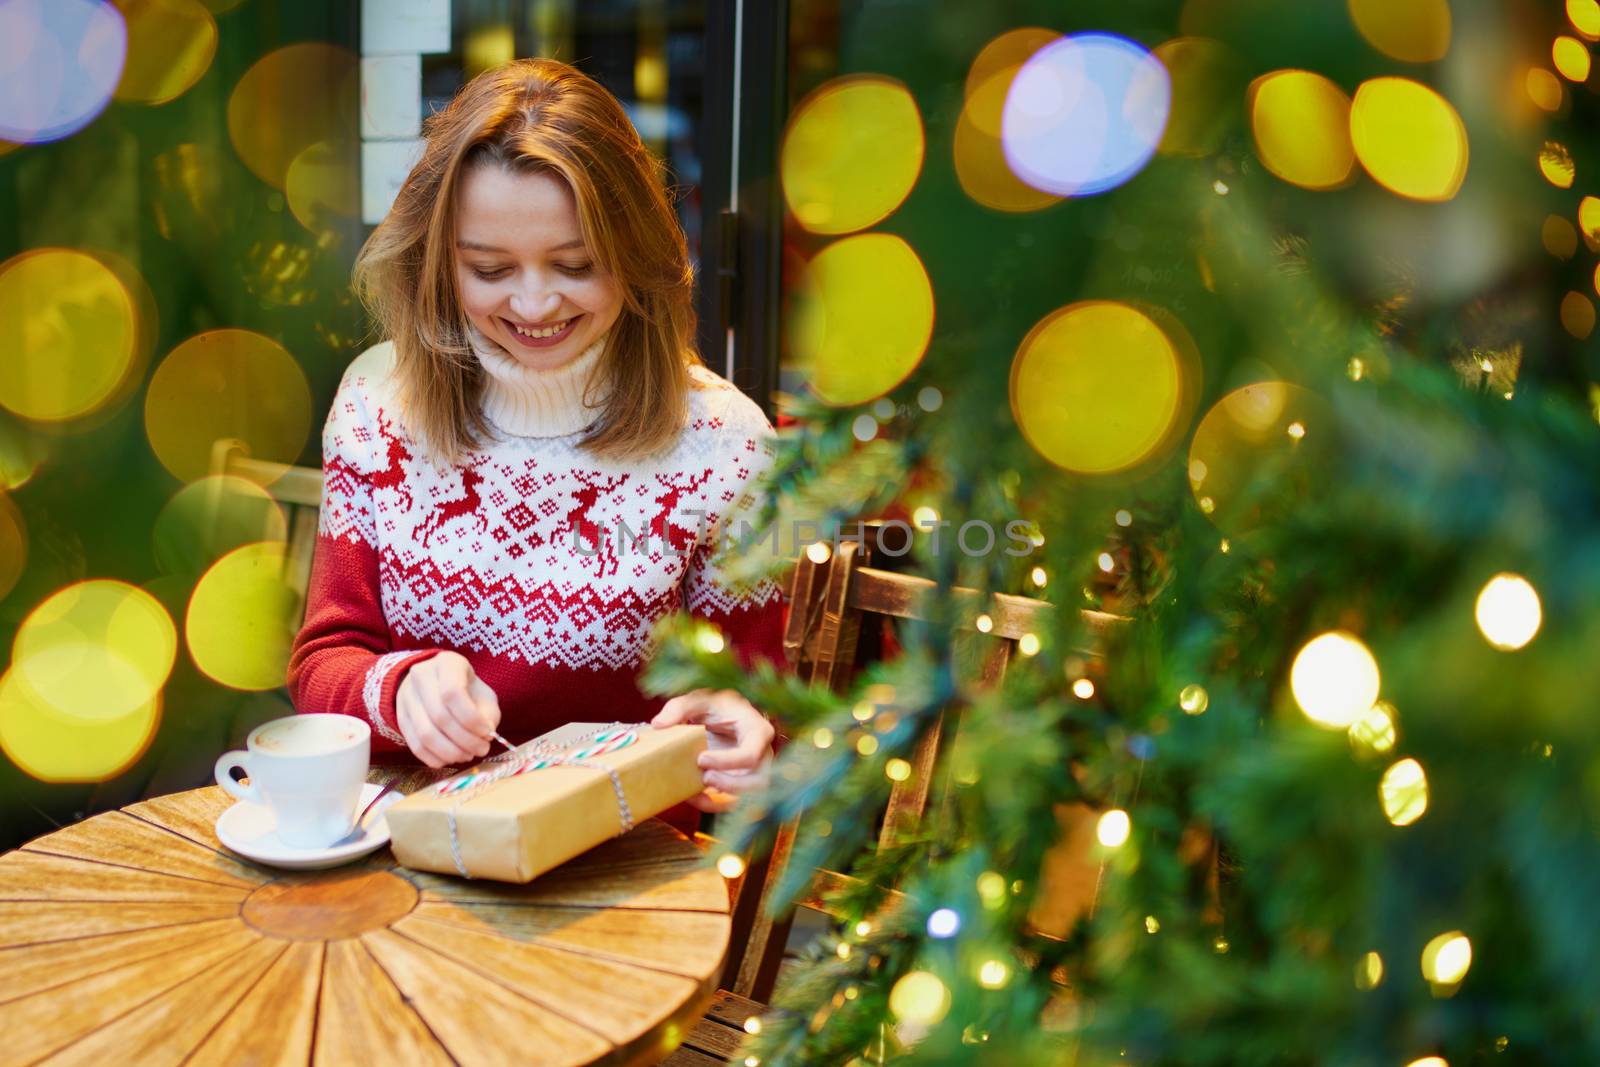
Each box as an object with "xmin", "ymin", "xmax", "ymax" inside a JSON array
[{"xmin": 386, "ymin": 722, "xmax": 707, "ymax": 882}]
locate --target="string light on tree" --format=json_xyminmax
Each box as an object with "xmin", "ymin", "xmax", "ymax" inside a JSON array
[
  {"xmin": 1072, "ymin": 678, "xmax": 1096, "ymax": 699},
  {"xmin": 1474, "ymin": 573, "xmax": 1541, "ymax": 650},
  {"xmin": 977, "ymin": 959, "xmax": 1011, "ymax": 988},
  {"xmin": 717, "ymin": 853, "xmax": 746, "ymax": 879},
  {"xmin": 1380, "ymin": 757, "xmax": 1429, "ymax": 826},
  {"xmin": 1097, "ymin": 808, "xmax": 1132, "ymax": 847},
  {"xmin": 1421, "ymin": 930, "xmax": 1472, "ymax": 986},
  {"xmin": 927, "ymin": 908, "xmax": 961, "ymax": 938},
  {"xmin": 1290, "ymin": 631, "xmax": 1382, "ymax": 729},
  {"xmin": 1348, "ymin": 702, "xmax": 1397, "ymax": 755},
  {"xmin": 1179, "ymin": 684, "xmax": 1209, "ymax": 715},
  {"xmin": 889, "ymin": 971, "xmax": 951, "ymax": 1027},
  {"xmin": 1355, "ymin": 950, "xmax": 1384, "ymax": 990}
]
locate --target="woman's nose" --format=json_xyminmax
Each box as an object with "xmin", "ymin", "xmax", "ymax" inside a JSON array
[{"xmin": 509, "ymin": 289, "xmax": 563, "ymax": 323}]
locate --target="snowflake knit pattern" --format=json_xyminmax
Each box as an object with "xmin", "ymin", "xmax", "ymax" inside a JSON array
[{"xmin": 287, "ymin": 333, "xmax": 789, "ymax": 760}]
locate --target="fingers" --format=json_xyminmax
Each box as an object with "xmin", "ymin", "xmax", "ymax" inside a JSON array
[
  {"xmin": 651, "ymin": 689, "xmax": 711, "ymax": 728},
  {"xmin": 696, "ymin": 713, "xmax": 774, "ymax": 773},
  {"xmin": 408, "ymin": 667, "xmax": 489, "ymax": 760},
  {"xmin": 468, "ymin": 674, "xmax": 502, "ymax": 732},
  {"xmin": 687, "ymin": 786, "xmax": 738, "ymax": 813}
]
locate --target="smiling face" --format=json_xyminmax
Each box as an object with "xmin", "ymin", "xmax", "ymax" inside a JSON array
[{"xmin": 454, "ymin": 164, "xmax": 625, "ymax": 371}]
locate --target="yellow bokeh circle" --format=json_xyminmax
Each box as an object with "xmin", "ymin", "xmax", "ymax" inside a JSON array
[
  {"xmin": 13, "ymin": 580, "xmax": 177, "ymax": 721},
  {"xmin": 0, "ymin": 249, "xmax": 138, "ymax": 422},
  {"xmin": 228, "ymin": 43, "xmax": 359, "ymax": 190},
  {"xmin": 787, "ymin": 234, "xmax": 934, "ymax": 407},
  {"xmin": 1553, "ymin": 36, "xmax": 1592, "ymax": 82},
  {"xmin": 1189, "ymin": 381, "xmax": 1327, "ymax": 532},
  {"xmin": 153, "ymin": 474, "xmax": 289, "ymax": 576},
  {"xmin": 1525, "ymin": 67, "xmax": 1564, "ymax": 112},
  {"xmin": 1154, "ymin": 37, "xmax": 1246, "ymax": 158},
  {"xmin": 1248, "ymin": 70, "xmax": 1355, "ymax": 191},
  {"xmin": 1290, "ymin": 630, "xmax": 1380, "ymax": 729},
  {"xmin": 1349, "ymin": 78, "xmax": 1468, "ymax": 202},
  {"xmin": 1540, "ymin": 142, "xmax": 1575, "ymax": 188},
  {"xmin": 1578, "ymin": 196, "xmax": 1600, "ymax": 247},
  {"xmin": 955, "ymin": 33, "xmax": 1063, "ymax": 213},
  {"xmin": 1010, "ymin": 302, "xmax": 1187, "ymax": 475},
  {"xmin": 0, "ymin": 671, "xmax": 160, "ymax": 783},
  {"xmin": 286, "ymin": 140, "xmax": 360, "ymax": 235},
  {"xmin": 113, "ymin": 0, "xmax": 218, "ymax": 105},
  {"xmin": 1346, "ymin": 0, "xmax": 1451, "ymax": 63},
  {"xmin": 1572, "ymin": 0, "xmax": 1600, "ymax": 38},
  {"xmin": 1560, "ymin": 291, "xmax": 1595, "ymax": 339},
  {"xmin": 186, "ymin": 541, "xmax": 300, "ymax": 691},
  {"xmin": 781, "ymin": 76, "xmax": 924, "ymax": 235},
  {"xmin": 144, "ymin": 328, "xmax": 313, "ymax": 483}
]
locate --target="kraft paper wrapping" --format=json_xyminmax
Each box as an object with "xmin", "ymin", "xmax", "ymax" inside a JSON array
[{"xmin": 386, "ymin": 723, "xmax": 708, "ymax": 883}]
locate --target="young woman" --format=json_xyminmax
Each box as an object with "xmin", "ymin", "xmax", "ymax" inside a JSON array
[{"xmin": 287, "ymin": 58, "xmax": 786, "ymax": 816}]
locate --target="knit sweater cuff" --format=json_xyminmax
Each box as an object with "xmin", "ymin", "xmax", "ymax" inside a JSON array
[{"xmin": 361, "ymin": 649, "xmax": 442, "ymax": 750}]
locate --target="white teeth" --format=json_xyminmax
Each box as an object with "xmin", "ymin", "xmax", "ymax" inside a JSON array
[{"xmin": 511, "ymin": 318, "xmax": 571, "ymax": 339}]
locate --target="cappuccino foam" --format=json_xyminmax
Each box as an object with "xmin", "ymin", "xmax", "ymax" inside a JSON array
[{"xmin": 256, "ymin": 717, "xmax": 364, "ymax": 756}]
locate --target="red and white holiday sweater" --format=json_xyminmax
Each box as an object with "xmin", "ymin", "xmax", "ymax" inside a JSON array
[{"xmin": 287, "ymin": 327, "xmax": 789, "ymax": 762}]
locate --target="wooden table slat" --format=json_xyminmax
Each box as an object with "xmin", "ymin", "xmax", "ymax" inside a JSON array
[
  {"xmin": 314, "ymin": 939, "xmax": 455, "ymax": 1067},
  {"xmin": 189, "ymin": 941, "xmax": 324, "ymax": 1067},
  {"xmin": 0, "ymin": 917, "xmax": 238, "ymax": 1005},
  {"xmin": 0, "ymin": 899, "xmax": 241, "ymax": 946},
  {"xmin": 0, "ymin": 926, "xmax": 262, "ymax": 1064},
  {"xmin": 36, "ymin": 935, "xmax": 286, "ymax": 1067},
  {"xmin": 120, "ymin": 787, "xmax": 236, "ymax": 846},
  {"xmin": 394, "ymin": 913, "xmax": 700, "ymax": 1045},
  {"xmin": 361, "ymin": 927, "xmax": 614, "ymax": 1065},
  {"xmin": 23, "ymin": 811, "xmax": 267, "ymax": 889},
  {"xmin": 414, "ymin": 900, "xmax": 732, "ymax": 980},
  {"xmin": 0, "ymin": 850, "xmax": 248, "ymax": 904},
  {"xmin": 411, "ymin": 858, "xmax": 728, "ymax": 912}
]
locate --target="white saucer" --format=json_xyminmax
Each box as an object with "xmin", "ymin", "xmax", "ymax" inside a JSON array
[{"xmin": 215, "ymin": 782, "xmax": 396, "ymax": 871}]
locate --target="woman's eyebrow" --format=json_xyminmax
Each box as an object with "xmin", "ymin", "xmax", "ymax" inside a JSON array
[{"xmin": 456, "ymin": 239, "xmax": 586, "ymax": 253}]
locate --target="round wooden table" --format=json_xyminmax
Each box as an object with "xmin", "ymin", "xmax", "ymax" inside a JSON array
[{"xmin": 0, "ymin": 785, "xmax": 732, "ymax": 1066}]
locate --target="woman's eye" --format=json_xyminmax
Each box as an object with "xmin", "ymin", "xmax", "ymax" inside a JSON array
[
  {"xmin": 471, "ymin": 268, "xmax": 508, "ymax": 281},
  {"xmin": 558, "ymin": 263, "xmax": 593, "ymax": 276}
]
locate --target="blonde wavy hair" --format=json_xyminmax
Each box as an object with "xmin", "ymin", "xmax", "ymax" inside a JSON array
[{"xmin": 351, "ymin": 58, "xmax": 703, "ymax": 464}]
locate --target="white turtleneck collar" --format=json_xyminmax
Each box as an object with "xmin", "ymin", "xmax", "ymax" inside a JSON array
[{"xmin": 468, "ymin": 321, "xmax": 611, "ymax": 438}]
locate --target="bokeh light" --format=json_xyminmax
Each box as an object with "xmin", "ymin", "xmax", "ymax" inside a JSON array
[
  {"xmin": 1153, "ymin": 37, "xmax": 1245, "ymax": 157},
  {"xmin": 1380, "ymin": 757, "xmax": 1429, "ymax": 826},
  {"xmin": 0, "ymin": 670, "xmax": 159, "ymax": 783},
  {"xmin": 0, "ymin": 0, "xmax": 127, "ymax": 143},
  {"xmin": 0, "ymin": 249, "xmax": 138, "ymax": 423},
  {"xmin": 1525, "ymin": 68, "xmax": 1564, "ymax": 112},
  {"xmin": 113, "ymin": 0, "xmax": 216, "ymax": 105},
  {"xmin": 1579, "ymin": 196, "xmax": 1600, "ymax": 247},
  {"xmin": 186, "ymin": 541, "xmax": 300, "ymax": 691},
  {"xmin": 1473, "ymin": 573, "xmax": 1541, "ymax": 650},
  {"xmin": 1097, "ymin": 808, "xmax": 1132, "ymax": 847},
  {"xmin": 1291, "ymin": 631, "xmax": 1380, "ymax": 729},
  {"xmin": 1188, "ymin": 382, "xmax": 1328, "ymax": 533},
  {"xmin": 1248, "ymin": 70, "xmax": 1355, "ymax": 191},
  {"xmin": 1346, "ymin": 0, "xmax": 1451, "ymax": 62},
  {"xmin": 1349, "ymin": 702, "xmax": 1398, "ymax": 755},
  {"xmin": 1179, "ymin": 684, "xmax": 1209, "ymax": 715},
  {"xmin": 228, "ymin": 43, "xmax": 359, "ymax": 190},
  {"xmin": 13, "ymin": 580, "xmax": 177, "ymax": 721},
  {"xmin": 1349, "ymin": 78, "xmax": 1468, "ymax": 202},
  {"xmin": 1355, "ymin": 950, "xmax": 1385, "ymax": 989},
  {"xmin": 1002, "ymin": 33, "xmax": 1170, "ymax": 197},
  {"xmin": 1421, "ymin": 931, "xmax": 1472, "ymax": 984},
  {"xmin": 1573, "ymin": 0, "xmax": 1600, "ymax": 37},
  {"xmin": 153, "ymin": 475, "xmax": 289, "ymax": 576},
  {"xmin": 1544, "ymin": 214, "xmax": 1579, "ymax": 258},
  {"xmin": 955, "ymin": 30, "xmax": 1063, "ymax": 212},
  {"xmin": 1561, "ymin": 290, "xmax": 1596, "ymax": 338},
  {"xmin": 1540, "ymin": 142, "xmax": 1575, "ymax": 188},
  {"xmin": 786, "ymin": 234, "xmax": 934, "ymax": 407},
  {"xmin": 888, "ymin": 971, "xmax": 951, "ymax": 1026},
  {"xmin": 286, "ymin": 140, "xmax": 361, "ymax": 235},
  {"xmin": 144, "ymin": 329, "xmax": 313, "ymax": 483},
  {"xmin": 1553, "ymin": 36, "xmax": 1592, "ymax": 82},
  {"xmin": 1010, "ymin": 302, "xmax": 1190, "ymax": 475},
  {"xmin": 780, "ymin": 76, "xmax": 923, "ymax": 235}
]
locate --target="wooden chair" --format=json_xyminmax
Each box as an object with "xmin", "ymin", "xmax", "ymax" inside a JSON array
[
  {"xmin": 207, "ymin": 437, "xmax": 325, "ymax": 629},
  {"xmin": 667, "ymin": 524, "xmax": 1121, "ymax": 1064}
]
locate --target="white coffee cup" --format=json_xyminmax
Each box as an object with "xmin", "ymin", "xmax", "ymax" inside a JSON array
[{"xmin": 214, "ymin": 714, "xmax": 371, "ymax": 850}]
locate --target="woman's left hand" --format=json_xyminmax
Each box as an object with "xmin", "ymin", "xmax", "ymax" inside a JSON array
[{"xmin": 651, "ymin": 688, "xmax": 774, "ymax": 813}]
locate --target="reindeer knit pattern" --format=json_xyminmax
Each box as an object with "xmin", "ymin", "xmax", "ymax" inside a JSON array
[{"xmin": 287, "ymin": 338, "xmax": 788, "ymax": 760}]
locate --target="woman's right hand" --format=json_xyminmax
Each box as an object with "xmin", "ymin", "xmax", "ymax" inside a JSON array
[{"xmin": 396, "ymin": 651, "xmax": 502, "ymax": 768}]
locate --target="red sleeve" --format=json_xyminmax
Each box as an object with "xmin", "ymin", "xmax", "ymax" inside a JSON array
[{"xmin": 286, "ymin": 357, "xmax": 438, "ymax": 756}]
